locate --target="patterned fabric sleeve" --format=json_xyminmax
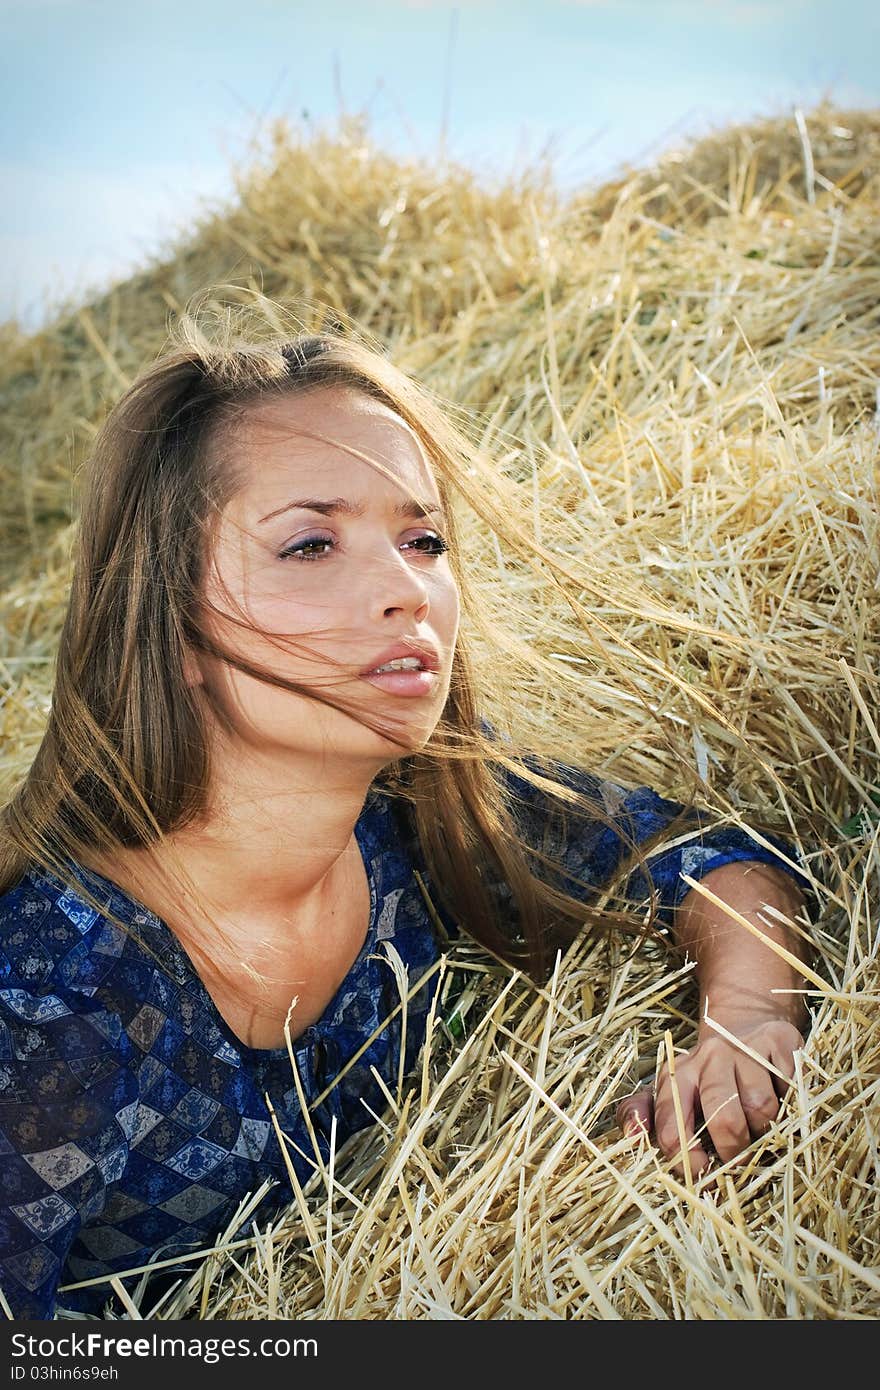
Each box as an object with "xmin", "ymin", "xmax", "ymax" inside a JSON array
[
  {"xmin": 0, "ymin": 985, "xmax": 139, "ymax": 1318},
  {"xmin": 606, "ymin": 783, "xmax": 814, "ymax": 927},
  {"xmin": 499, "ymin": 757, "xmax": 815, "ymax": 930}
]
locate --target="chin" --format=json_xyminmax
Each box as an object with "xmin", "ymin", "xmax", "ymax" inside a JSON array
[
  {"xmin": 253, "ymin": 684, "xmax": 447, "ymax": 766},
  {"xmin": 366, "ymin": 722, "xmax": 434, "ymax": 760},
  {"xmin": 303, "ymin": 706, "xmax": 428, "ymax": 760},
  {"xmin": 358, "ymin": 710, "xmax": 443, "ymax": 765}
]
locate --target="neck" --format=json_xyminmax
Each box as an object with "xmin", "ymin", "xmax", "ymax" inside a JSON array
[
  {"xmin": 89, "ymin": 742, "xmax": 389, "ymax": 945},
  {"xmin": 171, "ymin": 742, "xmax": 384, "ymax": 910}
]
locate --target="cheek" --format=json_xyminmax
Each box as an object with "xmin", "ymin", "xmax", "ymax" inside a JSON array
[
  {"xmin": 196, "ymin": 602, "xmax": 355, "ymax": 697},
  {"xmin": 202, "ymin": 560, "xmax": 337, "ymax": 645},
  {"xmin": 438, "ymin": 572, "xmax": 461, "ymax": 640}
]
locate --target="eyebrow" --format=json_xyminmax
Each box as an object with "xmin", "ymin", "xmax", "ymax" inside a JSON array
[{"xmin": 257, "ymin": 496, "xmax": 445, "ymax": 525}]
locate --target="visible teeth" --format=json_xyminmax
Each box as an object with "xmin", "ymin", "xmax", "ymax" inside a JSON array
[{"xmin": 373, "ymin": 656, "xmax": 424, "ymax": 673}]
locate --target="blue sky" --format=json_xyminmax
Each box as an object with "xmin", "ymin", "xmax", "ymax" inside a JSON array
[{"xmin": 2, "ymin": 0, "xmax": 878, "ymax": 330}]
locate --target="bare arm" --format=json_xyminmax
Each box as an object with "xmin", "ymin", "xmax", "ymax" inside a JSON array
[{"xmin": 617, "ymin": 859, "xmax": 812, "ymax": 1175}]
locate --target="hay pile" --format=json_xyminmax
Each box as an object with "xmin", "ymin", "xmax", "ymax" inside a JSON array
[{"xmin": 1, "ymin": 103, "xmax": 879, "ymax": 1320}]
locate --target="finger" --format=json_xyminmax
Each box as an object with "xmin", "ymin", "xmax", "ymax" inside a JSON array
[
  {"xmin": 733, "ymin": 1055, "xmax": 783, "ymax": 1141},
  {"xmin": 768, "ymin": 1042, "xmax": 798, "ymax": 1100},
  {"xmin": 653, "ymin": 1070, "xmax": 710, "ymax": 1178},
  {"xmin": 700, "ymin": 1079, "xmax": 751, "ymax": 1163},
  {"xmin": 616, "ymin": 1084, "xmax": 654, "ymax": 1139},
  {"xmin": 733, "ymin": 1059, "xmax": 780, "ymax": 1140}
]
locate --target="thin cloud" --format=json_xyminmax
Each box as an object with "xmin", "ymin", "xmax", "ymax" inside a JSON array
[
  {"xmin": 560, "ymin": 0, "xmax": 812, "ymax": 12},
  {"xmin": 398, "ymin": 1, "xmax": 497, "ymax": 9},
  {"xmin": 0, "ymin": 157, "xmax": 237, "ymax": 330}
]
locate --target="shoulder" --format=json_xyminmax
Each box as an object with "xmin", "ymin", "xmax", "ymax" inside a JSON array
[
  {"xmin": 359, "ymin": 786, "xmax": 459, "ymax": 941},
  {"xmin": 360, "ymin": 784, "xmax": 420, "ymax": 863},
  {"xmin": 0, "ymin": 866, "xmax": 147, "ymax": 1075},
  {"xmin": 0, "ymin": 865, "xmax": 128, "ymax": 997}
]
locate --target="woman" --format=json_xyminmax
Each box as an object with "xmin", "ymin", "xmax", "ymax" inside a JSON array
[{"xmin": 0, "ymin": 310, "xmax": 813, "ymax": 1319}]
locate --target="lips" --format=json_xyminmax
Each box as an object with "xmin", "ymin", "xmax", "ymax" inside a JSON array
[{"xmin": 359, "ymin": 640, "xmax": 440, "ymax": 677}]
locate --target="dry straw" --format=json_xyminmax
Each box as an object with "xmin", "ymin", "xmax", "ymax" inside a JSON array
[{"xmin": 2, "ymin": 102, "xmax": 879, "ymax": 1319}]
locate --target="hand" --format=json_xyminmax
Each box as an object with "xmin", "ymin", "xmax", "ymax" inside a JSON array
[{"xmin": 616, "ymin": 1013, "xmax": 805, "ymax": 1177}]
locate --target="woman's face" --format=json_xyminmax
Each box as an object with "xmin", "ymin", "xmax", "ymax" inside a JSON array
[{"xmin": 193, "ymin": 385, "xmax": 461, "ymax": 770}]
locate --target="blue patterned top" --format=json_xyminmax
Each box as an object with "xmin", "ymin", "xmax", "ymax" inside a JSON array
[{"xmin": 0, "ymin": 763, "xmax": 810, "ymax": 1319}]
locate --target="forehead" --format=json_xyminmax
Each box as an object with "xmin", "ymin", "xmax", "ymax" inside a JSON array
[{"xmin": 226, "ymin": 387, "xmax": 440, "ymax": 508}]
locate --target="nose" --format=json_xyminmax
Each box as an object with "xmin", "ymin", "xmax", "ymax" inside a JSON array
[{"xmin": 368, "ymin": 544, "xmax": 430, "ymax": 623}]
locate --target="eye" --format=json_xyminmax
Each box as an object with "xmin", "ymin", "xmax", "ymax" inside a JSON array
[
  {"xmin": 278, "ymin": 534, "xmax": 336, "ymax": 561},
  {"xmin": 402, "ymin": 532, "xmax": 449, "ymax": 557}
]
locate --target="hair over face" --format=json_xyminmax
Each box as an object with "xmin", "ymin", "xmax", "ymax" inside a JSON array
[{"xmin": 0, "ymin": 302, "xmax": 678, "ymax": 981}]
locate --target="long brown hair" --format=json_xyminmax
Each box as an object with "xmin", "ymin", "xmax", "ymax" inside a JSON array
[{"xmin": 0, "ymin": 300, "xmax": 688, "ymax": 982}]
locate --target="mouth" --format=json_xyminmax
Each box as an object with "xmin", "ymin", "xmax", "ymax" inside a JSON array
[
  {"xmin": 367, "ymin": 655, "xmax": 429, "ymax": 675},
  {"xmin": 359, "ymin": 645, "xmax": 441, "ymax": 697}
]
